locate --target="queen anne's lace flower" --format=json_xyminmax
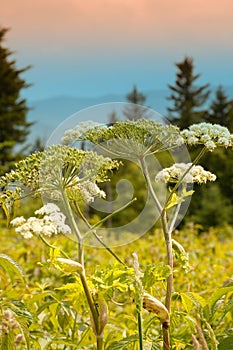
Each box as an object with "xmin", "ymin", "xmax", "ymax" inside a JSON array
[
  {"xmin": 155, "ymin": 163, "xmax": 216, "ymax": 184},
  {"xmin": 11, "ymin": 203, "xmax": 71, "ymax": 239},
  {"xmin": 181, "ymin": 123, "xmax": 233, "ymax": 151}
]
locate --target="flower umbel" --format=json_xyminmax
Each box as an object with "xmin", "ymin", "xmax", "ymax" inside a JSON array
[
  {"xmin": 181, "ymin": 123, "xmax": 233, "ymax": 151},
  {"xmin": 62, "ymin": 121, "xmax": 101, "ymax": 145},
  {"xmin": 81, "ymin": 119, "xmax": 183, "ymax": 159},
  {"xmin": 155, "ymin": 163, "xmax": 217, "ymax": 184},
  {"xmin": 11, "ymin": 203, "xmax": 71, "ymax": 239}
]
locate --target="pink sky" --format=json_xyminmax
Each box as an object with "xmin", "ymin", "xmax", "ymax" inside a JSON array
[{"xmin": 1, "ymin": 0, "xmax": 233, "ymax": 98}]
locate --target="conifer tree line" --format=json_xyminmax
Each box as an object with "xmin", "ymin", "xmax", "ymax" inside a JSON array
[{"xmin": 0, "ymin": 27, "xmax": 232, "ymax": 227}]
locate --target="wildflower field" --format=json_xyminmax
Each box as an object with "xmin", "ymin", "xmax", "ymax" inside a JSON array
[{"xmin": 0, "ymin": 119, "xmax": 233, "ymax": 350}]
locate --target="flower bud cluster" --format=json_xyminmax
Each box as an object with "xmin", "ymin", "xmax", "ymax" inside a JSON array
[
  {"xmin": 11, "ymin": 203, "xmax": 71, "ymax": 239},
  {"xmin": 1, "ymin": 309, "xmax": 19, "ymax": 334}
]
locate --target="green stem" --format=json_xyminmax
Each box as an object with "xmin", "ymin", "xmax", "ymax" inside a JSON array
[
  {"xmin": 92, "ymin": 231, "xmax": 127, "ymax": 266},
  {"xmin": 38, "ymin": 234, "xmax": 70, "ymax": 259},
  {"xmin": 73, "ymin": 201, "xmax": 128, "ymax": 267},
  {"xmin": 139, "ymin": 157, "xmax": 162, "ymax": 213},
  {"xmin": 168, "ymin": 201, "xmax": 182, "ymax": 235},
  {"xmin": 82, "ymin": 197, "xmax": 137, "ymax": 238},
  {"xmin": 60, "ymin": 190, "xmax": 100, "ymax": 346},
  {"xmin": 79, "ymin": 271, "xmax": 99, "ymax": 334},
  {"xmin": 137, "ymin": 311, "xmax": 144, "ymax": 350},
  {"xmin": 61, "ymin": 190, "xmax": 84, "ymax": 265},
  {"xmin": 97, "ymin": 335, "xmax": 104, "ymax": 350},
  {"xmin": 139, "ymin": 157, "xmax": 171, "ymax": 350}
]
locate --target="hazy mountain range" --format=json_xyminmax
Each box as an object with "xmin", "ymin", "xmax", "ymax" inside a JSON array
[{"xmin": 27, "ymin": 87, "xmax": 233, "ymax": 145}]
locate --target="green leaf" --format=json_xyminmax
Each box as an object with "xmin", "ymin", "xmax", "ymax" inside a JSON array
[
  {"xmin": 182, "ymin": 188, "xmax": 195, "ymax": 198},
  {"xmin": 0, "ymin": 254, "xmax": 25, "ymax": 285},
  {"xmin": 208, "ymin": 286, "xmax": 233, "ymax": 313},
  {"xmin": 180, "ymin": 293, "xmax": 194, "ymax": 313},
  {"xmin": 218, "ymin": 293, "xmax": 233, "ymax": 322},
  {"xmin": 181, "ymin": 292, "xmax": 206, "ymax": 311},
  {"xmin": 9, "ymin": 300, "xmax": 34, "ymax": 325},
  {"xmin": 106, "ymin": 334, "xmax": 139, "ymax": 350},
  {"xmin": 17, "ymin": 317, "xmax": 30, "ymax": 350},
  {"xmin": 142, "ymin": 263, "xmax": 172, "ymax": 289},
  {"xmin": 218, "ymin": 336, "xmax": 233, "ymax": 350},
  {"xmin": 165, "ymin": 193, "xmax": 184, "ymax": 210}
]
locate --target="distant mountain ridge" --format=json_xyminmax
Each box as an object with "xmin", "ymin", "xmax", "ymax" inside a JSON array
[{"xmin": 27, "ymin": 87, "xmax": 233, "ymax": 144}]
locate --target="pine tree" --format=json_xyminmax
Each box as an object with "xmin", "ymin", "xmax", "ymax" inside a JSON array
[
  {"xmin": 123, "ymin": 85, "xmax": 149, "ymax": 120},
  {"xmin": 108, "ymin": 110, "xmax": 118, "ymax": 125},
  {"xmin": 207, "ymin": 85, "xmax": 233, "ymax": 132},
  {"xmin": 0, "ymin": 27, "xmax": 32, "ymax": 174},
  {"xmin": 167, "ymin": 57, "xmax": 210, "ymax": 128}
]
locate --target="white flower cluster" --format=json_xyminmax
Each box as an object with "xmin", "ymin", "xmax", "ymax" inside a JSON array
[
  {"xmin": 62, "ymin": 121, "xmax": 100, "ymax": 145},
  {"xmin": 70, "ymin": 177, "xmax": 106, "ymax": 203},
  {"xmin": 11, "ymin": 203, "xmax": 71, "ymax": 239},
  {"xmin": 81, "ymin": 180, "xmax": 106, "ymax": 203},
  {"xmin": 155, "ymin": 163, "xmax": 217, "ymax": 184},
  {"xmin": 181, "ymin": 123, "xmax": 233, "ymax": 151}
]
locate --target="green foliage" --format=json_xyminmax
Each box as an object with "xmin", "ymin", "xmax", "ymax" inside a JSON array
[
  {"xmin": 0, "ymin": 254, "xmax": 25, "ymax": 285},
  {"xmin": 0, "ymin": 118, "xmax": 232, "ymax": 350},
  {"xmin": 207, "ymin": 85, "xmax": 233, "ymax": 132},
  {"xmin": 0, "ymin": 27, "xmax": 32, "ymax": 175},
  {"xmin": 0, "ymin": 223, "xmax": 232, "ymax": 349}
]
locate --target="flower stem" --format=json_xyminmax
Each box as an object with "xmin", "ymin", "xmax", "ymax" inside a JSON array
[
  {"xmin": 60, "ymin": 190, "xmax": 100, "ymax": 347},
  {"xmin": 73, "ymin": 201, "xmax": 128, "ymax": 267},
  {"xmin": 139, "ymin": 157, "xmax": 172, "ymax": 350}
]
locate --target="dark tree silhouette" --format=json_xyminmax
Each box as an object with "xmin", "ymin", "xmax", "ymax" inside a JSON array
[
  {"xmin": 123, "ymin": 85, "xmax": 148, "ymax": 120},
  {"xmin": 167, "ymin": 57, "xmax": 210, "ymax": 128},
  {"xmin": 207, "ymin": 85, "xmax": 233, "ymax": 132},
  {"xmin": 0, "ymin": 27, "xmax": 32, "ymax": 174}
]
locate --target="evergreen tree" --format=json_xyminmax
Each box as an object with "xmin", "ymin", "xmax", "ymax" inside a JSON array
[
  {"xmin": 167, "ymin": 57, "xmax": 210, "ymax": 128},
  {"xmin": 0, "ymin": 27, "xmax": 32, "ymax": 174},
  {"xmin": 108, "ymin": 110, "xmax": 118, "ymax": 125},
  {"xmin": 123, "ymin": 85, "xmax": 149, "ymax": 120},
  {"xmin": 207, "ymin": 85, "xmax": 233, "ymax": 132}
]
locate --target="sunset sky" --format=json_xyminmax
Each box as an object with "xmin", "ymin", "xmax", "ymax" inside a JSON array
[{"xmin": 1, "ymin": 0, "xmax": 233, "ymax": 100}]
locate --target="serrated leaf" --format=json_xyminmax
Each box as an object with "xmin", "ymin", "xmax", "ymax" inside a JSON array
[
  {"xmin": 55, "ymin": 280, "xmax": 83, "ymax": 292},
  {"xmin": 180, "ymin": 293, "xmax": 194, "ymax": 313},
  {"xmin": 181, "ymin": 292, "xmax": 206, "ymax": 311},
  {"xmin": 0, "ymin": 254, "xmax": 25, "ymax": 285},
  {"xmin": 142, "ymin": 263, "xmax": 172, "ymax": 289},
  {"xmin": 9, "ymin": 300, "xmax": 34, "ymax": 325}
]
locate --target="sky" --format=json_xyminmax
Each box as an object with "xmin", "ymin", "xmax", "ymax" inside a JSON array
[{"xmin": 1, "ymin": 0, "xmax": 233, "ymax": 101}]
